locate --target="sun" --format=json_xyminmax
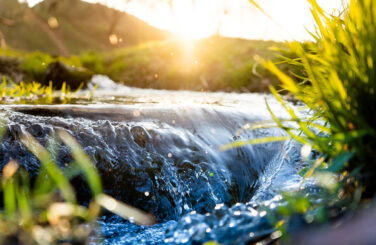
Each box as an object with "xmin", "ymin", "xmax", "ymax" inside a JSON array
[{"xmin": 170, "ymin": 0, "xmax": 219, "ymax": 40}]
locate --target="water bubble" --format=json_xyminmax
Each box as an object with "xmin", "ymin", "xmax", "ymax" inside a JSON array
[
  {"xmin": 185, "ymin": 217, "xmax": 192, "ymax": 224},
  {"xmin": 259, "ymin": 211, "xmax": 267, "ymax": 217},
  {"xmin": 249, "ymin": 232, "xmax": 255, "ymax": 237},
  {"xmin": 144, "ymin": 191, "xmax": 150, "ymax": 197},
  {"xmin": 247, "ymin": 207, "xmax": 258, "ymax": 216},
  {"xmin": 181, "ymin": 238, "xmax": 189, "ymax": 243},
  {"xmin": 215, "ymin": 203, "xmax": 224, "ymax": 210}
]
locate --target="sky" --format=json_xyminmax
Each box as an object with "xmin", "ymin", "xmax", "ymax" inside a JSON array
[{"xmin": 23, "ymin": 0, "xmax": 344, "ymax": 41}]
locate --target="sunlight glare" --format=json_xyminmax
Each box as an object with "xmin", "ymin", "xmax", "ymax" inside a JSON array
[
  {"xmin": 25, "ymin": 0, "xmax": 344, "ymax": 41},
  {"xmin": 171, "ymin": 0, "xmax": 218, "ymax": 40}
]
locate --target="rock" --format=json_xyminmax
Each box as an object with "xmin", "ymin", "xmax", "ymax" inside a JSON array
[
  {"xmin": 0, "ymin": 56, "xmax": 24, "ymax": 82},
  {"xmin": 44, "ymin": 61, "xmax": 93, "ymax": 90}
]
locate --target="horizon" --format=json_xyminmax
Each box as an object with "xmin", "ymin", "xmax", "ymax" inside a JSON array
[{"xmin": 22, "ymin": 0, "xmax": 344, "ymax": 41}]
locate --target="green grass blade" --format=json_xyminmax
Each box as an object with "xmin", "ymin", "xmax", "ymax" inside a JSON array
[
  {"xmin": 21, "ymin": 132, "xmax": 76, "ymax": 203},
  {"xmin": 58, "ymin": 130, "xmax": 102, "ymax": 197},
  {"xmin": 220, "ymin": 136, "xmax": 290, "ymax": 151}
]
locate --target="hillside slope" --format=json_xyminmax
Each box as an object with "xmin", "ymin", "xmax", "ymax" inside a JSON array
[
  {"xmin": 0, "ymin": 0, "xmax": 168, "ymax": 55},
  {"xmin": 79, "ymin": 37, "xmax": 294, "ymax": 92}
]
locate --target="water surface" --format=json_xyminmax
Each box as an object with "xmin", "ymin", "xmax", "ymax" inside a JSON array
[{"xmin": 0, "ymin": 76, "xmax": 305, "ymax": 244}]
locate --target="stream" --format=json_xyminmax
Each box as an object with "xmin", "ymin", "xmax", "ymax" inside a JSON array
[{"xmin": 0, "ymin": 76, "xmax": 305, "ymax": 244}]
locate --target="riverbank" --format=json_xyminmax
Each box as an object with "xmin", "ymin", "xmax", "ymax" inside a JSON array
[{"xmin": 0, "ymin": 37, "xmax": 298, "ymax": 92}]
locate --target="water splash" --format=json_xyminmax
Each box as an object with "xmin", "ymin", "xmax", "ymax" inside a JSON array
[{"xmin": 0, "ymin": 76, "xmax": 305, "ymax": 244}]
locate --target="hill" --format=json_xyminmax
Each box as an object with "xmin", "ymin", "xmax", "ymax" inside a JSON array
[
  {"xmin": 83, "ymin": 37, "xmax": 292, "ymax": 92},
  {"xmin": 0, "ymin": 0, "xmax": 168, "ymax": 55},
  {"xmin": 0, "ymin": 36, "xmax": 297, "ymax": 92}
]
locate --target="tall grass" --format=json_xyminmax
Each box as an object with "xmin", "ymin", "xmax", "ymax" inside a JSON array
[
  {"xmin": 220, "ymin": 0, "xmax": 376, "ymax": 238},
  {"xmin": 259, "ymin": 0, "xmax": 376, "ymax": 197}
]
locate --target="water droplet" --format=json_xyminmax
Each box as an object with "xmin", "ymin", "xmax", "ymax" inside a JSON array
[
  {"xmin": 229, "ymin": 222, "xmax": 235, "ymax": 227},
  {"xmin": 247, "ymin": 207, "xmax": 258, "ymax": 216},
  {"xmin": 259, "ymin": 211, "xmax": 267, "ymax": 217},
  {"xmin": 215, "ymin": 203, "xmax": 224, "ymax": 210},
  {"xmin": 185, "ymin": 217, "xmax": 192, "ymax": 223},
  {"xmin": 249, "ymin": 232, "xmax": 255, "ymax": 237},
  {"xmin": 168, "ymin": 153, "xmax": 173, "ymax": 158},
  {"xmin": 144, "ymin": 191, "xmax": 150, "ymax": 197},
  {"xmin": 133, "ymin": 110, "xmax": 141, "ymax": 117},
  {"xmin": 206, "ymin": 228, "xmax": 212, "ymax": 233}
]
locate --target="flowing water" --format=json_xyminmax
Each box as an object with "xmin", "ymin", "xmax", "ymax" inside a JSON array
[{"xmin": 0, "ymin": 76, "xmax": 305, "ymax": 244}]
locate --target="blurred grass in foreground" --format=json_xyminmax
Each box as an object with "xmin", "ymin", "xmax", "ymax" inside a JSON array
[
  {"xmin": 0, "ymin": 127, "xmax": 155, "ymax": 244},
  {"xmin": 0, "ymin": 76, "xmax": 96, "ymax": 104}
]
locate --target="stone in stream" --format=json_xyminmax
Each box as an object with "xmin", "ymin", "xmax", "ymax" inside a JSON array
[
  {"xmin": 0, "ymin": 56, "xmax": 24, "ymax": 83},
  {"xmin": 0, "ymin": 57, "xmax": 92, "ymax": 89},
  {"xmin": 44, "ymin": 61, "xmax": 93, "ymax": 89}
]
